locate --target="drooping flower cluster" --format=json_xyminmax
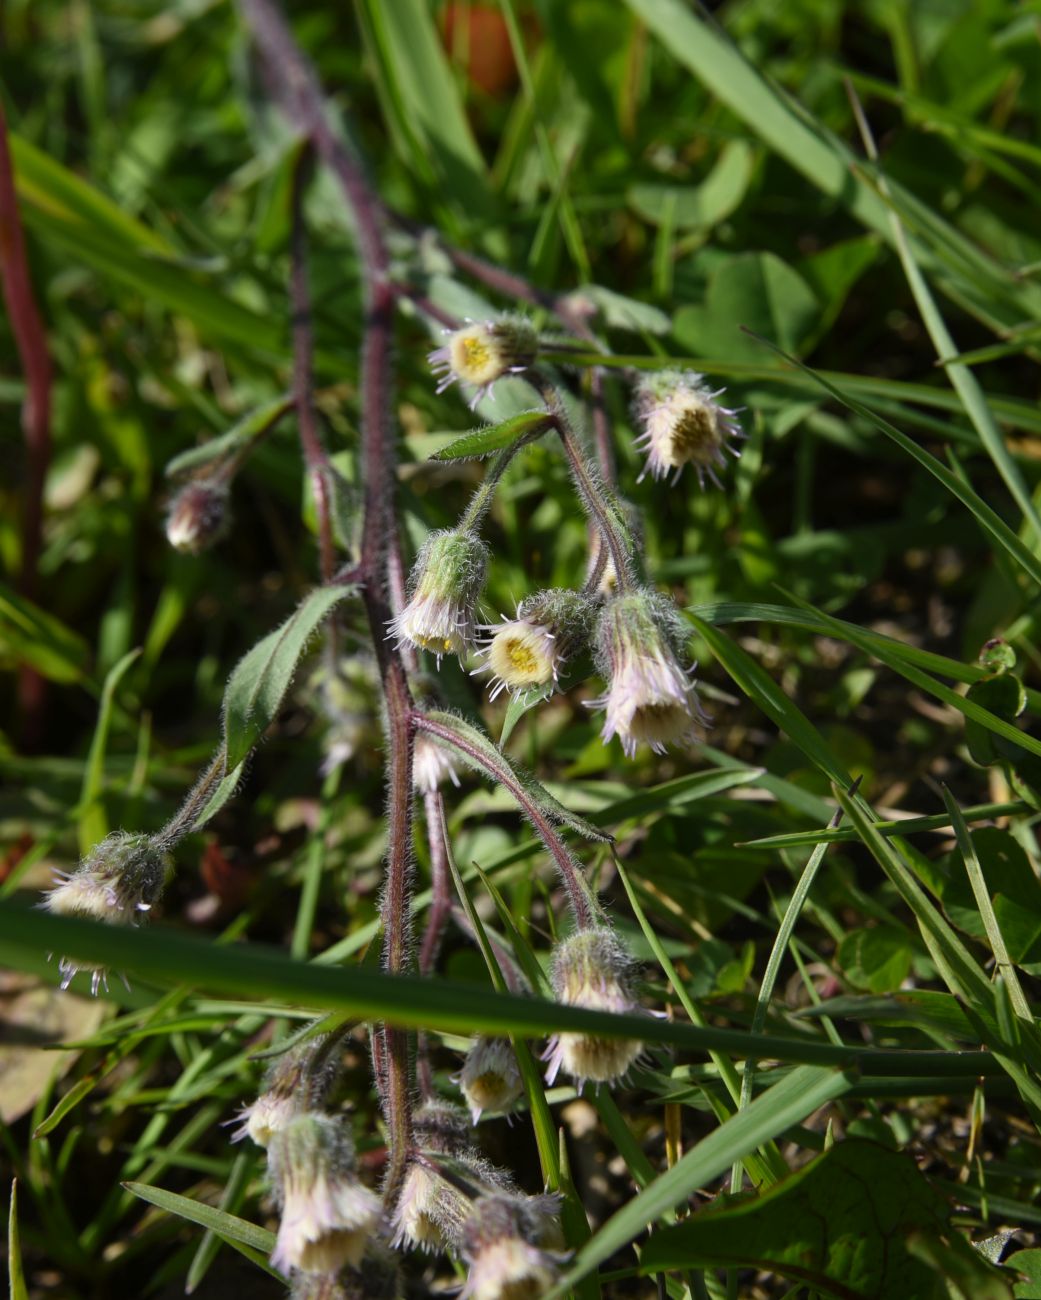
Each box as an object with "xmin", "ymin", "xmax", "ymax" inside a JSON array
[
  {"xmin": 460, "ymin": 1193, "xmax": 567, "ymax": 1300},
  {"xmin": 632, "ymin": 369, "xmax": 743, "ymax": 486},
  {"xmin": 476, "ymin": 588, "xmax": 597, "ymax": 700}
]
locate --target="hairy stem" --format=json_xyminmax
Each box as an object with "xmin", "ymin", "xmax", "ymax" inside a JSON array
[
  {"xmin": 240, "ymin": 0, "xmax": 415, "ymax": 1197},
  {"xmin": 413, "ymin": 712, "xmax": 599, "ymax": 930},
  {"xmin": 289, "ymin": 143, "xmax": 337, "ymax": 584},
  {"xmin": 0, "ymin": 104, "xmax": 53, "ymax": 748}
]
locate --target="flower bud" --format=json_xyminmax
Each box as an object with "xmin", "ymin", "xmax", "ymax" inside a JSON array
[
  {"xmin": 229, "ymin": 1030, "xmax": 341, "ymax": 1147},
  {"xmin": 633, "ymin": 369, "xmax": 743, "ymax": 486},
  {"xmin": 591, "ymin": 590, "xmax": 706, "ymax": 757},
  {"xmin": 458, "ymin": 1036, "xmax": 524, "ymax": 1123},
  {"xmin": 544, "ymin": 928, "xmax": 642, "ymax": 1087},
  {"xmin": 413, "ymin": 733, "xmax": 462, "ymax": 794},
  {"xmin": 45, "ymin": 832, "xmax": 166, "ymax": 993},
  {"xmin": 165, "ymin": 480, "xmax": 230, "ymax": 554},
  {"xmin": 429, "ymin": 317, "xmax": 538, "ymax": 408},
  {"xmin": 477, "ymin": 589, "xmax": 596, "ymax": 700},
  {"xmin": 267, "ymin": 1113, "xmax": 382, "ymax": 1274},
  {"xmin": 460, "ymin": 1193, "xmax": 565, "ymax": 1300},
  {"xmin": 389, "ymin": 529, "xmax": 488, "ymax": 663}
]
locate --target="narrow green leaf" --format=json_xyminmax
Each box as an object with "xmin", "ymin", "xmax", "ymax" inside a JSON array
[
  {"xmin": 223, "ymin": 585, "xmax": 353, "ymax": 771},
  {"xmin": 941, "ymin": 788, "xmax": 1032, "ymax": 1021},
  {"xmin": 740, "ymin": 802, "xmax": 1027, "ymax": 851},
  {"xmin": 0, "ymin": 583, "xmax": 92, "ymax": 686},
  {"xmin": 165, "ymin": 396, "xmax": 293, "ymax": 479},
  {"xmin": 549, "ymin": 1066, "xmax": 855, "ymax": 1295},
  {"xmin": 0, "ymin": 904, "xmax": 1003, "ymax": 1077},
  {"xmin": 744, "ymin": 344, "xmax": 1041, "ymax": 589},
  {"xmin": 185, "ymin": 1153, "xmax": 253, "ymax": 1294},
  {"xmin": 686, "ymin": 614, "xmax": 850, "ymax": 786},
  {"xmin": 78, "ymin": 648, "xmax": 142, "ymax": 856},
  {"xmin": 123, "ymin": 1180, "xmax": 278, "ymax": 1264},
  {"xmin": 8, "ymin": 1180, "xmax": 29, "ymax": 1300},
  {"xmin": 431, "ymin": 411, "xmax": 552, "ymax": 462},
  {"xmin": 32, "ymin": 1074, "xmax": 98, "ymax": 1140}
]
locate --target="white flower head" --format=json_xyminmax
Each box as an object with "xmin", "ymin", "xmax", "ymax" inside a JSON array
[
  {"xmin": 544, "ymin": 927, "xmax": 643, "ymax": 1088},
  {"xmin": 590, "ymin": 591, "xmax": 707, "ymax": 758},
  {"xmin": 165, "ymin": 479, "xmax": 230, "ymax": 554},
  {"xmin": 475, "ymin": 589, "xmax": 596, "ymax": 701},
  {"xmin": 429, "ymin": 317, "xmax": 538, "ymax": 408},
  {"xmin": 44, "ymin": 832, "xmax": 166, "ymax": 994},
  {"xmin": 461, "ymin": 1194, "xmax": 566, "ymax": 1300},
  {"xmin": 268, "ymin": 1113, "xmax": 382, "ymax": 1274},
  {"xmin": 388, "ymin": 529, "xmax": 488, "ymax": 664},
  {"xmin": 228, "ymin": 1030, "xmax": 341, "ymax": 1147},
  {"xmin": 457, "ymin": 1036, "xmax": 524, "ymax": 1122},
  {"xmin": 633, "ymin": 369, "xmax": 743, "ymax": 486},
  {"xmin": 413, "ymin": 733, "xmax": 462, "ymax": 794}
]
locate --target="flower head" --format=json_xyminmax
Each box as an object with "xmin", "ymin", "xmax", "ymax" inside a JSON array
[
  {"xmin": 393, "ymin": 1102, "xmax": 508, "ymax": 1255},
  {"xmin": 476, "ymin": 589, "xmax": 595, "ymax": 701},
  {"xmin": 413, "ymin": 733, "xmax": 462, "ymax": 794},
  {"xmin": 229, "ymin": 1029, "xmax": 341, "ymax": 1147},
  {"xmin": 429, "ymin": 317, "xmax": 538, "ymax": 408},
  {"xmin": 165, "ymin": 480, "xmax": 230, "ymax": 554},
  {"xmin": 458, "ymin": 1036, "xmax": 524, "ymax": 1123},
  {"xmin": 633, "ymin": 370, "xmax": 743, "ymax": 486},
  {"xmin": 461, "ymin": 1193, "xmax": 565, "ymax": 1300},
  {"xmin": 591, "ymin": 591, "xmax": 707, "ymax": 758},
  {"xmin": 268, "ymin": 1113, "xmax": 382, "ymax": 1274},
  {"xmin": 45, "ymin": 832, "xmax": 166, "ymax": 993},
  {"xmin": 389, "ymin": 529, "xmax": 488, "ymax": 663},
  {"xmin": 544, "ymin": 928, "xmax": 642, "ymax": 1087}
]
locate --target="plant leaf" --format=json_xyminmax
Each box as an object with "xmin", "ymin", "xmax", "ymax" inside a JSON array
[{"xmin": 431, "ymin": 411, "xmax": 552, "ymax": 462}]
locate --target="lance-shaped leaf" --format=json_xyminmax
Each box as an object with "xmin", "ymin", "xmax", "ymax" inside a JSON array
[
  {"xmin": 431, "ymin": 410, "xmax": 553, "ymax": 462},
  {"xmin": 419, "ymin": 710, "xmax": 611, "ymax": 844},
  {"xmin": 221, "ymin": 584, "xmax": 354, "ymax": 772},
  {"xmin": 165, "ymin": 394, "xmax": 293, "ymax": 479}
]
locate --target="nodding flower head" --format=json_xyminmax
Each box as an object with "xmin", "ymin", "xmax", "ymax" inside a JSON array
[
  {"xmin": 165, "ymin": 480, "xmax": 230, "ymax": 554},
  {"xmin": 460, "ymin": 1193, "xmax": 565, "ymax": 1300},
  {"xmin": 45, "ymin": 832, "xmax": 166, "ymax": 994},
  {"xmin": 393, "ymin": 1101, "xmax": 509, "ymax": 1255},
  {"xmin": 229, "ymin": 1029, "xmax": 341, "ymax": 1147},
  {"xmin": 458, "ymin": 1036, "xmax": 524, "ymax": 1123},
  {"xmin": 544, "ymin": 927, "xmax": 643, "ymax": 1088},
  {"xmin": 591, "ymin": 590, "xmax": 707, "ymax": 758},
  {"xmin": 388, "ymin": 529, "xmax": 488, "ymax": 664},
  {"xmin": 268, "ymin": 1112, "xmax": 382, "ymax": 1275},
  {"xmin": 476, "ymin": 589, "xmax": 596, "ymax": 701},
  {"xmin": 633, "ymin": 370, "xmax": 743, "ymax": 486},
  {"xmin": 429, "ymin": 317, "xmax": 539, "ymax": 409},
  {"xmin": 412, "ymin": 733, "xmax": 462, "ymax": 795}
]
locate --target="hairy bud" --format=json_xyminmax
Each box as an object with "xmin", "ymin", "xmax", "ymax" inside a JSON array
[
  {"xmin": 165, "ymin": 480, "xmax": 230, "ymax": 554},
  {"xmin": 633, "ymin": 369, "xmax": 743, "ymax": 486},
  {"xmin": 460, "ymin": 1193, "xmax": 565, "ymax": 1300},
  {"xmin": 545, "ymin": 927, "xmax": 643, "ymax": 1087},
  {"xmin": 229, "ymin": 1028, "xmax": 342, "ymax": 1147},
  {"xmin": 389, "ymin": 529, "xmax": 489, "ymax": 662},
  {"xmin": 413, "ymin": 733, "xmax": 462, "ymax": 794},
  {"xmin": 591, "ymin": 590, "xmax": 706, "ymax": 757},
  {"xmin": 429, "ymin": 317, "xmax": 538, "ymax": 408},
  {"xmin": 458, "ymin": 1036, "xmax": 524, "ymax": 1122},
  {"xmin": 45, "ymin": 832, "xmax": 166, "ymax": 993}
]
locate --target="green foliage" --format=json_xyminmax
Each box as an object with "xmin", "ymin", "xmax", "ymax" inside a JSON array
[{"xmin": 6, "ymin": 0, "xmax": 1041, "ymax": 1297}]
